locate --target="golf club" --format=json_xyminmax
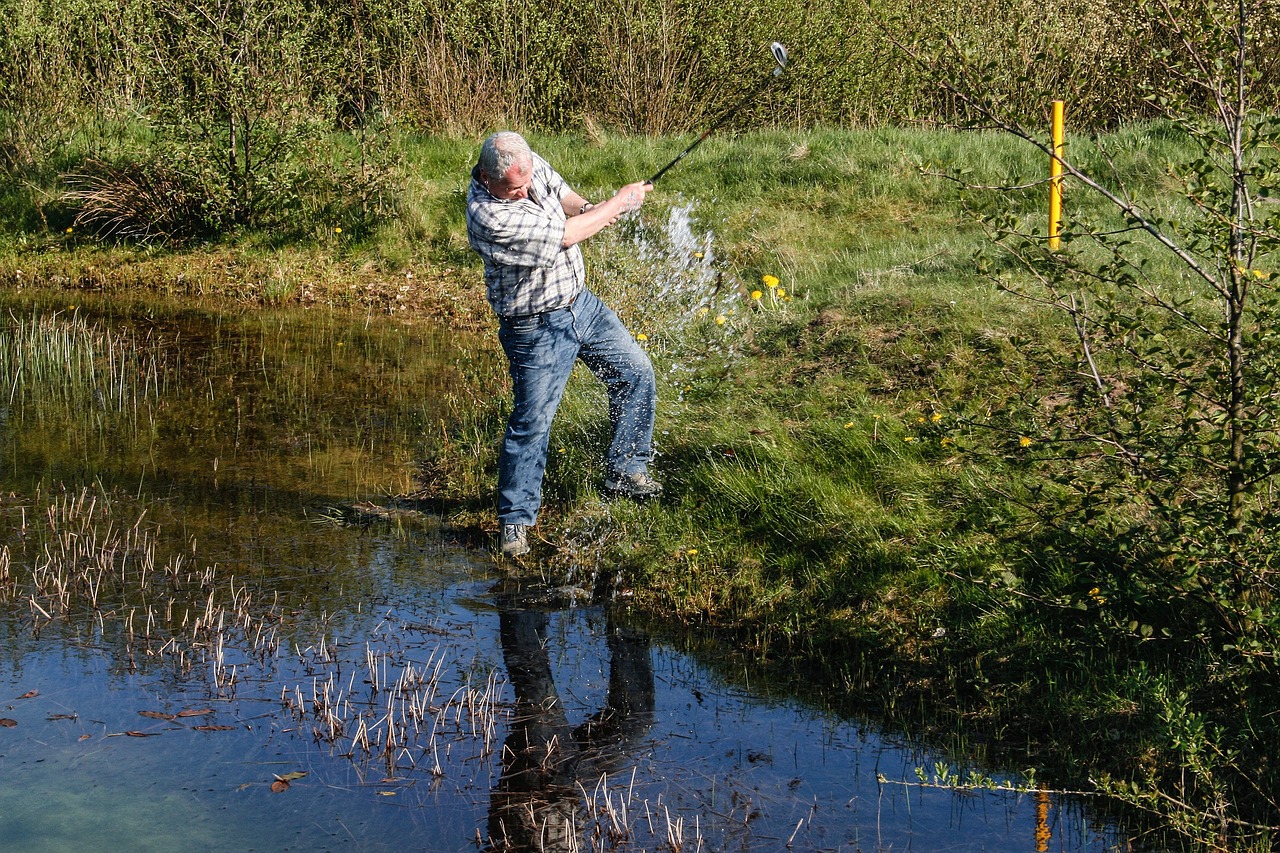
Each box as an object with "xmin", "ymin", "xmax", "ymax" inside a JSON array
[{"xmin": 647, "ymin": 42, "xmax": 789, "ymax": 185}]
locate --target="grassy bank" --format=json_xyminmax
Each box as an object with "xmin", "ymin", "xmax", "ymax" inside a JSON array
[{"xmin": 3, "ymin": 125, "xmax": 1277, "ymax": 850}]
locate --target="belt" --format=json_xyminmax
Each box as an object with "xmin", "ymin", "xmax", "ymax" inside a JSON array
[{"xmin": 499, "ymin": 291, "xmax": 580, "ymax": 321}]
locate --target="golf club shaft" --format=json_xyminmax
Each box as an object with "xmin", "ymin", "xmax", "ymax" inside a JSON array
[{"xmin": 648, "ymin": 75, "xmax": 778, "ymax": 185}]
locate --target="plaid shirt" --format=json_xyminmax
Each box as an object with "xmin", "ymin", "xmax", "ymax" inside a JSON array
[{"xmin": 466, "ymin": 153, "xmax": 586, "ymax": 318}]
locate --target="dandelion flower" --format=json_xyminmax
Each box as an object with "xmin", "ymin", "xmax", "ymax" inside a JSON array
[
  {"xmin": 941, "ymin": 437, "xmax": 954, "ymax": 446},
  {"xmin": 1019, "ymin": 436, "xmax": 1033, "ymax": 448},
  {"xmin": 715, "ymin": 315, "xmax": 727, "ymax": 325},
  {"xmin": 334, "ymin": 226, "xmax": 342, "ymax": 234},
  {"xmin": 776, "ymin": 287, "xmax": 786, "ymax": 298},
  {"xmin": 693, "ymin": 252, "xmax": 704, "ymax": 259},
  {"xmin": 65, "ymin": 227, "xmax": 74, "ymax": 234},
  {"xmin": 844, "ymin": 421, "xmax": 854, "ymax": 429},
  {"xmin": 751, "ymin": 290, "xmax": 763, "ymax": 300},
  {"xmin": 762, "ymin": 274, "xmax": 780, "ymax": 289},
  {"xmin": 698, "ymin": 307, "xmax": 710, "ymax": 317},
  {"xmin": 931, "ymin": 412, "xmax": 943, "ymax": 423},
  {"xmin": 686, "ymin": 549, "xmax": 698, "ymax": 556},
  {"xmin": 636, "ymin": 333, "xmax": 648, "ymax": 341}
]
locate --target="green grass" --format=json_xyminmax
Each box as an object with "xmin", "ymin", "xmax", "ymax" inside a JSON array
[{"xmin": 4, "ymin": 122, "xmax": 1279, "ymax": 850}]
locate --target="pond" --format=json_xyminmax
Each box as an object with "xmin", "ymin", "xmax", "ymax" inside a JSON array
[{"xmin": 0, "ymin": 293, "xmax": 1131, "ymax": 851}]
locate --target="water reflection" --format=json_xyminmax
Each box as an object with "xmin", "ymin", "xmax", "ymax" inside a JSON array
[
  {"xmin": 0, "ymin": 295, "xmax": 1138, "ymax": 853},
  {"xmin": 489, "ymin": 586, "xmax": 654, "ymax": 851}
]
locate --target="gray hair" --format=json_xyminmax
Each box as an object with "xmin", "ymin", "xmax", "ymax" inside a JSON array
[{"xmin": 478, "ymin": 131, "xmax": 532, "ymax": 180}]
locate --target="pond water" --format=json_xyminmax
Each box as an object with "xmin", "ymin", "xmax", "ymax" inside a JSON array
[{"xmin": 0, "ymin": 294, "xmax": 1131, "ymax": 852}]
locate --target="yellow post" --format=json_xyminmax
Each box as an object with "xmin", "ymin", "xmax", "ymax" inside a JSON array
[
  {"xmin": 1035, "ymin": 787, "xmax": 1052, "ymax": 852},
  {"xmin": 1049, "ymin": 100, "xmax": 1065, "ymax": 250}
]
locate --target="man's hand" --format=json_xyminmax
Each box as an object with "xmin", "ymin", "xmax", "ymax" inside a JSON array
[
  {"xmin": 614, "ymin": 180, "xmax": 652, "ymax": 213},
  {"xmin": 561, "ymin": 179, "xmax": 655, "ymax": 248}
]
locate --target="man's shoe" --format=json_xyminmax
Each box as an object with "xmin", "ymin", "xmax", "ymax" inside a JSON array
[
  {"xmin": 501, "ymin": 523, "xmax": 531, "ymax": 557},
  {"xmin": 604, "ymin": 470, "xmax": 663, "ymax": 499}
]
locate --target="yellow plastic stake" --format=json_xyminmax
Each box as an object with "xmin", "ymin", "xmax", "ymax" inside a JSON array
[{"xmin": 1049, "ymin": 100, "xmax": 1065, "ymax": 251}]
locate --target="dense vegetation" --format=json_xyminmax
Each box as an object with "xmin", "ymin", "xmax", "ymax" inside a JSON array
[{"xmin": 3, "ymin": 0, "xmax": 1280, "ymax": 849}]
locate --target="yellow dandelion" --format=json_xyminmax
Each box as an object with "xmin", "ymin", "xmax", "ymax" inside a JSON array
[
  {"xmin": 904, "ymin": 436, "xmax": 916, "ymax": 443},
  {"xmin": 65, "ymin": 227, "xmax": 73, "ymax": 234},
  {"xmin": 1089, "ymin": 587, "xmax": 1100, "ymax": 596},
  {"xmin": 751, "ymin": 290, "xmax": 763, "ymax": 300},
  {"xmin": 917, "ymin": 416, "xmax": 926, "ymax": 424},
  {"xmin": 941, "ymin": 437, "xmax": 954, "ymax": 446},
  {"xmin": 715, "ymin": 315, "xmax": 727, "ymax": 325},
  {"xmin": 686, "ymin": 548, "xmax": 698, "ymax": 556},
  {"xmin": 693, "ymin": 252, "xmax": 704, "ymax": 259},
  {"xmin": 334, "ymin": 226, "xmax": 342, "ymax": 234},
  {"xmin": 636, "ymin": 333, "xmax": 648, "ymax": 341},
  {"xmin": 776, "ymin": 287, "xmax": 786, "ymax": 298},
  {"xmin": 930, "ymin": 412, "xmax": 942, "ymax": 423},
  {"xmin": 1019, "ymin": 436, "xmax": 1033, "ymax": 447},
  {"xmin": 762, "ymin": 274, "xmax": 780, "ymax": 289},
  {"xmin": 844, "ymin": 421, "xmax": 854, "ymax": 429},
  {"xmin": 698, "ymin": 307, "xmax": 710, "ymax": 316}
]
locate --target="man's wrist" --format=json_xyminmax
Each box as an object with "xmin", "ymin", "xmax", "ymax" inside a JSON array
[{"xmin": 579, "ymin": 201, "xmax": 594, "ymax": 215}]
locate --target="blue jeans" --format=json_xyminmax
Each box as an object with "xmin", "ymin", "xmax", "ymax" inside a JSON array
[{"xmin": 496, "ymin": 288, "xmax": 656, "ymax": 526}]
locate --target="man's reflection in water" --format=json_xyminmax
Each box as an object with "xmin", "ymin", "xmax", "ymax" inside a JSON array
[{"xmin": 489, "ymin": 592, "xmax": 655, "ymax": 852}]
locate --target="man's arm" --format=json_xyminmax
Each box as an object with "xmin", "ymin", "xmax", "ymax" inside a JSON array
[
  {"xmin": 560, "ymin": 190, "xmax": 594, "ymax": 218},
  {"xmin": 561, "ymin": 181, "xmax": 652, "ymax": 248}
]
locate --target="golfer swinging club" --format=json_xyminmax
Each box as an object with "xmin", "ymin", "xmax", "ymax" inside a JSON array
[{"xmin": 466, "ymin": 131, "xmax": 662, "ymax": 558}]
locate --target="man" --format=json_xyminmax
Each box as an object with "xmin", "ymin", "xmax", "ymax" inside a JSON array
[{"xmin": 465, "ymin": 131, "xmax": 662, "ymax": 558}]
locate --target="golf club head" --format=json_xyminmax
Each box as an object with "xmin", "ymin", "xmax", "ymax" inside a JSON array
[{"xmin": 771, "ymin": 42, "xmax": 789, "ymax": 76}]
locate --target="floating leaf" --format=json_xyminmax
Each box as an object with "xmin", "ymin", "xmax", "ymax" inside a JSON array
[
  {"xmin": 17, "ymin": 691, "xmax": 38, "ymax": 699},
  {"xmin": 270, "ymin": 780, "xmax": 290, "ymax": 793},
  {"xmin": 139, "ymin": 711, "xmax": 177, "ymax": 721},
  {"xmin": 78, "ymin": 734, "xmax": 91, "ymax": 742},
  {"xmin": 193, "ymin": 724, "xmax": 235, "ymax": 732},
  {"xmin": 176, "ymin": 708, "xmax": 214, "ymax": 718},
  {"xmin": 47, "ymin": 714, "xmax": 77, "ymax": 721},
  {"xmin": 376, "ymin": 791, "xmax": 396, "ymax": 797},
  {"xmin": 0, "ymin": 718, "xmax": 16, "ymax": 728},
  {"xmin": 275, "ymin": 771, "xmax": 308, "ymax": 782},
  {"xmin": 123, "ymin": 731, "xmax": 158, "ymax": 737}
]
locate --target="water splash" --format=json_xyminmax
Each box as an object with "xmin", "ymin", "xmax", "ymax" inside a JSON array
[{"xmin": 604, "ymin": 202, "xmax": 747, "ymax": 404}]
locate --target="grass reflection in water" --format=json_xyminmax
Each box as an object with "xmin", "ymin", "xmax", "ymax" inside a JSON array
[{"xmin": 0, "ymin": 299, "xmax": 1128, "ymax": 852}]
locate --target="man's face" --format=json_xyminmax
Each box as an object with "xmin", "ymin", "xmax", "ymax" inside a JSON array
[{"xmin": 483, "ymin": 159, "xmax": 532, "ymax": 201}]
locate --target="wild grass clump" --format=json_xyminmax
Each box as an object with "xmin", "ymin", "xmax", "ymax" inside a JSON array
[
  {"xmin": 0, "ymin": 310, "xmax": 163, "ymax": 410},
  {"xmin": 63, "ymin": 158, "xmax": 219, "ymax": 245}
]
